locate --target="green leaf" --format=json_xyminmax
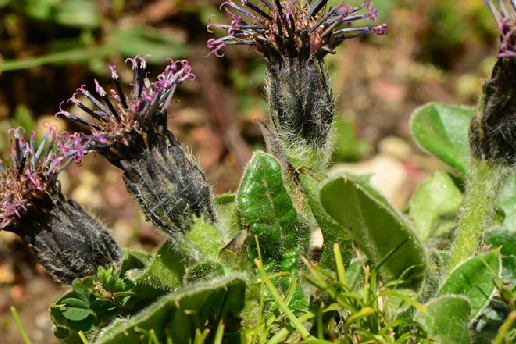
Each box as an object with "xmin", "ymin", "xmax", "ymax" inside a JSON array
[
  {"xmin": 127, "ymin": 240, "xmax": 193, "ymax": 291},
  {"xmin": 54, "ymin": 0, "xmax": 100, "ymax": 28},
  {"xmin": 120, "ymin": 249, "xmax": 152, "ymax": 274},
  {"xmin": 299, "ymin": 172, "xmax": 353, "ymax": 270},
  {"xmin": 186, "ymin": 217, "xmax": 225, "ymax": 260},
  {"xmin": 51, "ymin": 281, "xmax": 96, "ymax": 343},
  {"xmin": 71, "ymin": 278, "xmax": 93, "ymax": 304},
  {"xmin": 62, "ymin": 306, "xmax": 91, "ymax": 322},
  {"xmin": 93, "ymin": 274, "xmax": 247, "ymax": 344},
  {"xmin": 415, "ymin": 295, "xmax": 472, "ymax": 344},
  {"xmin": 498, "ymin": 176, "xmax": 516, "ymax": 232},
  {"xmin": 484, "ymin": 228, "xmax": 516, "ymax": 279},
  {"xmin": 410, "ymin": 171, "xmax": 463, "ymax": 242},
  {"xmin": 237, "ymin": 151, "xmax": 309, "ymax": 262},
  {"xmin": 438, "ymin": 250, "xmax": 501, "ymax": 319},
  {"xmin": 183, "ymin": 261, "xmax": 226, "ymax": 284},
  {"xmin": 214, "ymin": 193, "xmax": 241, "ymax": 241},
  {"xmin": 410, "ymin": 102, "xmax": 474, "ymax": 175},
  {"xmin": 320, "ymin": 173, "xmax": 427, "ymax": 289},
  {"xmin": 111, "ymin": 26, "xmax": 188, "ymax": 63}
]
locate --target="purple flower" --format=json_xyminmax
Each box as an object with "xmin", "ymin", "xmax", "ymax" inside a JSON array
[
  {"xmin": 0, "ymin": 126, "xmax": 88, "ymax": 228},
  {"xmin": 58, "ymin": 56, "xmax": 217, "ymax": 240},
  {"xmin": 207, "ymin": 0, "xmax": 387, "ymax": 61},
  {"xmin": 57, "ymin": 56, "xmax": 195, "ymax": 148},
  {"xmin": 485, "ymin": 0, "xmax": 516, "ymax": 57},
  {"xmin": 0, "ymin": 127, "xmax": 121, "ymax": 284}
]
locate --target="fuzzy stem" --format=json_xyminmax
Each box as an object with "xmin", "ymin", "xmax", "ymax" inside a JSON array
[{"xmin": 449, "ymin": 158, "xmax": 512, "ymax": 271}]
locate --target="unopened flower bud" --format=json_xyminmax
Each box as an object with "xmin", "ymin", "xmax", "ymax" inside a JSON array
[
  {"xmin": 1, "ymin": 127, "xmax": 121, "ymax": 284},
  {"xmin": 470, "ymin": 1, "xmax": 516, "ymax": 163},
  {"xmin": 208, "ymin": 0, "xmax": 386, "ymax": 167},
  {"xmin": 57, "ymin": 56, "xmax": 217, "ymax": 241}
]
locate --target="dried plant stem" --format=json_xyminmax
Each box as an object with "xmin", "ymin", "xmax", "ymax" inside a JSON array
[{"xmin": 449, "ymin": 159, "xmax": 512, "ymax": 271}]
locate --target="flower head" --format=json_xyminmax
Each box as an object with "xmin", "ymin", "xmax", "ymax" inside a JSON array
[
  {"xmin": 0, "ymin": 127, "xmax": 121, "ymax": 284},
  {"xmin": 0, "ymin": 126, "xmax": 86, "ymax": 229},
  {"xmin": 58, "ymin": 57, "xmax": 217, "ymax": 240},
  {"xmin": 207, "ymin": 0, "xmax": 387, "ymax": 61},
  {"xmin": 57, "ymin": 56, "xmax": 195, "ymax": 157},
  {"xmin": 485, "ymin": 0, "xmax": 516, "ymax": 57}
]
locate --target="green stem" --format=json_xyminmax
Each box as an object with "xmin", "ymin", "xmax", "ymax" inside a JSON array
[
  {"xmin": 10, "ymin": 307, "xmax": 34, "ymax": 344},
  {"xmin": 449, "ymin": 159, "xmax": 511, "ymax": 271}
]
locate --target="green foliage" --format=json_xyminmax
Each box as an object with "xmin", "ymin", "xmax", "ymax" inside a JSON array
[
  {"xmin": 126, "ymin": 240, "xmax": 192, "ymax": 291},
  {"xmin": 498, "ymin": 177, "xmax": 516, "ymax": 232},
  {"xmin": 214, "ymin": 193, "xmax": 241, "ymax": 242},
  {"xmin": 299, "ymin": 172, "xmax": 353, "ymax": 270},
  {"xmin": 410, "ymin": 171, "xmax": 463, "ymax": 243},
  {"xmin": 320, "ymin": 173, "xmax": 427, "ymax": 289},
  {"xmin": 51, "ymin": 267, "xmax": 140, "ymax": 344},
  {"xmin": 410, "ymin": 102, "xmax": 474, "ymax": 176},
  {"xmin": 11, "ymin": 2, "xmax": 516, "ymax": 342},
  {"xmin": 439, "ymin": 250, "xmax": 501, "ymax": 319},
  {"xmin": 416, "ymin": 295, "xmax": 472, "ymax": 344},
  {"xmin": 484, "ymin": 228, "xmax": 516, "ymax": 280},
  {"xmin": 301, "ymin": 244, "xmax": 429, "ymax": 343},
  {"xmin": 94, "ymin": 274, "xmax": 247, "ymax": 344},
  {"xmin": 237, "ymin": 151, "xmax": 310, "ymax": 311}
]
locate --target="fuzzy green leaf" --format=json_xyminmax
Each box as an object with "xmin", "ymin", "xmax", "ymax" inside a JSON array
[
  {"xmin": 127, "ymin": 240, "xmax": 193, "ymax": 291},
  {"xmin": 120, "ymin": 249, "xmax": 152, "ymax": 274},
  {"xmin": 484, "ymin": 228, "xmax": 516, "ymax": 279},
  {"xmin": 410, "ymin": 171, "xmax": 463, "ymax": 242},
  {"xmin": 186, "ymin": 217, "xmax": 226, "ymax": 260},
  {"xmin": 320, "ymin": 173, "xmax": 427, "ymax": 289},
  {"xmin": 498, "ymin": 177, "xmax": 516, "ymax": 232},
  {"xmin": 416, "ymin": 295, "xmax": 472, "ymax": 344},
  {"xmin": 300, "ymin": 172, "xmax": 353, "ymax": 269},
  {"xmin": 410, "ymin": 102, "xmax": 473, "ymax": 175},
  {"xmin": 237, "ymin": 151, "xmax": 309, "ymax": 261},
  {"xmin": 438, "ymin": 250, "xmax": 500, "ymax": 319},
  {"xmin": 214, "ymin": 193, "xmax": 241, "ymax": 241},
  {"xmin": 93, "ymin": 274, "xmax": 247, "ymax": 344}
]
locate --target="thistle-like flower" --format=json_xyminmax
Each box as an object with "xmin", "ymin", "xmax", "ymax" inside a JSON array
[
  {"xmin": 207, "ymin": 0, "xmax": 387, "ymax": 61},
  {"xmin": 470, "ymin": 1, "xmax": 516, "ymax": 163},
  {"xmin": 57, "ymin": 56, "xmax": 217, "ymax": 241},
  {"xmin": 484, "ymin": 0, "xmax": 516, "ymax": 58},
  {"xmin": 208, "ymin": 1, "xmax": 386, "ymax": 166},
  {"xmin": 0, "ymin": 127, "xmax": 121, "ymax": 284}
]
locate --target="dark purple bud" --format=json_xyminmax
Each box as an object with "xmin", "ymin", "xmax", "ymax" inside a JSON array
[
  {"xmin": 0, "ymin": 128, "xmax": 121, "ymax": 284},
  {"xmin": 57, "ymin": 57, "xmax": 217, "ymax": 240},
  {"xmin": 207, "ymin": 0, "xmax": 387, "ymax": 62}
]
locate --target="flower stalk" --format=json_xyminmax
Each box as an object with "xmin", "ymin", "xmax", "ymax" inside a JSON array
[
  {"xmin": 451, "ymin": 1, "xmax": 516, "ymax": 270},
  {"xmin": 449, "ymin": 160, "xmax": 511, "ymax": 271}
]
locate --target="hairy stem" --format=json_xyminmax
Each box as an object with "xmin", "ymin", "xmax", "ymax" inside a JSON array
[{"xmin": 449, "ymin": 159, "xmax": 512, "ymax": 271}]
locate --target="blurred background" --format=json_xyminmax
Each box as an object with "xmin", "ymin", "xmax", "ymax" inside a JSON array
[{"xmin": 0, "ymin": 0, "xmax": 501, "ymax": 342}]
